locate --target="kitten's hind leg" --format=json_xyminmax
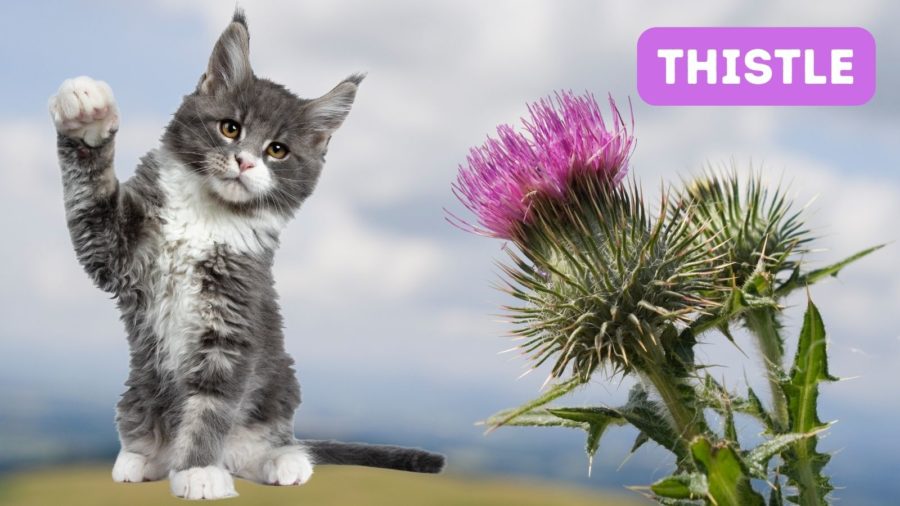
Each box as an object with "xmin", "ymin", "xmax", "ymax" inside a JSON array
[
  {"xmin": 259, "ymin": 446, "xmax": 314, "ymax": 486},
  {"xmin": 224, "ymin": 424, "xmax": 314, "ymax": 486}
]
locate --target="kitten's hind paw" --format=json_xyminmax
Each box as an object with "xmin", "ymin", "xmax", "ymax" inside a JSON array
[
  {"xmin": 169, "ymin": 466, "xmax": 238, "ymax": 500},
  {"xmin": 48, "ymin": 76, "xmax": 119, "ymax": 147},
  {"xmin": 262, "ymin": 450, "xmax": 314, "ymax": 486}
]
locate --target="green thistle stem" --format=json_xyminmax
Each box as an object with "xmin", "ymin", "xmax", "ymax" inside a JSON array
[
  {"xmin": 791, "ymin": 443, "xmax": 827, "ymax": 506},
  {"xmin": 744, "ymin": 308, "xmax": 789, "ymax": 431},
  {"xmin": 643, "ymin": 365, "xmax": 707, "ymax": 456}
]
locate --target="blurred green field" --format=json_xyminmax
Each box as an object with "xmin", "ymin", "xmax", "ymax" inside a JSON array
[{"xmin": 0, "ymin": 465, "xmax": 648, "ymax": 505}]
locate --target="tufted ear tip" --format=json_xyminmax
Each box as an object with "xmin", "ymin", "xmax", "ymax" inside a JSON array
[
  {"xmin": 342, "ymin": 72, "xmax": 367, "ymax": 87},
  {"xmin": 232, "ymin": 6, "xmax": 248, "ymax": 28},
  {"xmin": 197, "ymin": 10, "xmax": 252, "ymax": 94}
]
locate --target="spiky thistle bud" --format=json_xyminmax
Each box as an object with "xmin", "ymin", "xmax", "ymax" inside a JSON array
[{"xmin": 674, "ymin": 168, "xmax": 812, "ymax": 294}]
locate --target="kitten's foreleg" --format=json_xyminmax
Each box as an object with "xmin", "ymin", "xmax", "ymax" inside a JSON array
[
  {"xmin": 168, "ymin": 330, "xmax": 253, "ymax": 499},
  {"xmin": 113, "ymin": 386, "xmax": 170, "ymax": 483},
  {"xmin": 49, "ymin": 76, "xmax": 145, "ymax": 294}
]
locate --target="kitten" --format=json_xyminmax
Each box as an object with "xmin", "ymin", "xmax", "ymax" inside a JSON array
[{"xmin": 48, "ymin": 9, "xmax": 443, "ymax": 500}]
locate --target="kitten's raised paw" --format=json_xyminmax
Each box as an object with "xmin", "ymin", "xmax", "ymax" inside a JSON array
[
  {"xmin": 169, "ymin": 466, "xmax": 238, "ymax": 500},
  {"xmin": 262, "ymin": 450, "xmax": 314, "ymax": 486},
  {"xmin": 48, "ymin": 76, "xmax": 119, "ymax": 147}
]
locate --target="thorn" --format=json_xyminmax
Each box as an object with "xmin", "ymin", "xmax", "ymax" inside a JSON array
[
  {"xmin": 617, "ymin": 450, "xmax": 635, "ymax": 471},
  {"xmin": 540, "ymin": 373, "xmax": 554, "ymax": 391},
  {"xmin": 517, "ymin": 369, "xmax": 535, "ymax": 380}
]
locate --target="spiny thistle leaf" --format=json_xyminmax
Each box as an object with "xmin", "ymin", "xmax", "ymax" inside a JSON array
[
  {"xmin": 547, "ymin": 407, "xmax": 626, "ymax": 473},
  {"xmin": 775, "ymin": 243, "xmax": 886, "ymax": 297},
  {"xmin": 780, "ymin": 299, "xmax": 835, "ymax": 505},
  {"xmin": 784, "ymin": 299, "xmax": 836, "ymax": 425},
  {"xmin": 480, "ymin": 408, "xmax": 586, "ymax": 429},
  {"xmin": 654, "ymin": 498, "xmax": 706, "ymax": 506},
  {"xmin": 503, "ymin": 177, "xmax": 727, "ymax": 380},
  {"xmin": 697, "ymin": 375, "xmax": 746, "ymax": 413},
  {"xmin": 722, "ymin": 393, "xmax": 738, "ymax": 444},
  {"xmin": 746, "ymin": 387, "xmax": 778, "ymax": 434},
  {"xmin": 651, "ymin": 473, "xmax": 709, "ymax": 500},
  {"xmin": 696, "ymin": 376, "xmax": 779, "ymax": 435},
  {"xmin": 745, "ymin": 432, "xmax": 817, "ymax": 479},
  {"xmin": 690, "ymin": 437, "xmax": 766, "ymax": 506},
  {"xmin": 696, "ymin": 374, "xmax": 743, "ymax": 443},
  {"xmin": 630, "ymin": 431, "xmax": 651, "ymax": 454},
  {"xmin": 613, "ymin": 384, "xmax": 687, "ymax": 463},
  {"xmin": 480, "ymin": 376, "xmax": 583, "ymax": 431},
  {"xmin": 481, "ymin": 404, "xmax": 628, "ymax": 476}
]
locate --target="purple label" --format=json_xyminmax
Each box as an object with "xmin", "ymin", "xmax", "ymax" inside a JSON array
[{"xmin": 637, "ymin": 27, "xmax": 876, "ymax": 106}]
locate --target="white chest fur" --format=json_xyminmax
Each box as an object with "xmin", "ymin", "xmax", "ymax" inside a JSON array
[{"xmin": 146, "ymin": 152, "xmax": 285, "ymax": 372}]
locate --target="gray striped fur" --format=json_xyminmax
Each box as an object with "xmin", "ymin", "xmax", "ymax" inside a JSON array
[{"xmin": 51, "ymin": 8, "xmax": 443, "ymax": 500}]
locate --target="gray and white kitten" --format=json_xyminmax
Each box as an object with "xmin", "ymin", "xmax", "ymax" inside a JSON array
[{"xmin": 48, "ymin": 10, "xmax": 443, "ymax": 500}]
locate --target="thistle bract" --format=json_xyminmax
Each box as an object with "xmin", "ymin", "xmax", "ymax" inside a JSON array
[
  {"xmin": 502, "ymin": 178, "xmax": 725, "ymax": 380},
  {"xmin": 451, "ymin": 91, "xmax": 634, "ymax": 241}
]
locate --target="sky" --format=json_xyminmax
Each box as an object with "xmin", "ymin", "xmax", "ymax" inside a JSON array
[{"xmin": 1, "ymin": 0, "xmax": 898, "ymax": 503}]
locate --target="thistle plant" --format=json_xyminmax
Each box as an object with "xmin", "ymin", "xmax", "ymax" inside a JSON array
[
  {"xmin": 674, "ymin": 169, "xmax": 814, "ymax": 429},
  {"xmin": 674, "ymin": 169, "xmax": 884, "ymax": 504},
  {"xmin": 450, "ymin": 91, "xmax": 883, "ymax": 505}
]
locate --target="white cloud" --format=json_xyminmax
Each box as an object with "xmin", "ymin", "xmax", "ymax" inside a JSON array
[
  {"xmin": 276, "ymin": 197, "xmax": 447, "ymax": 305},
  {"xmin": 1, "ymin": 121, "xmax": 59, "ymax": 201}
]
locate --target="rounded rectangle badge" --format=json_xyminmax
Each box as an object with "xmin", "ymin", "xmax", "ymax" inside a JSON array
[{"xmin": 637, "ymin": 27, "xmax": 876, "ymax": 106}]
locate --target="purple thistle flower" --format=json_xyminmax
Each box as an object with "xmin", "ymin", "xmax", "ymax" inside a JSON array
[{"xmin": 451, "ymin": 91, "xmax": 634, "ymax": 240}]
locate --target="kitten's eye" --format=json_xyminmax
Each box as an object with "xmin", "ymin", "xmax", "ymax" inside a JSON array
[
  {"xmin": 266, "ymin": 142, "xmax": 289, "ymax": 159},
  {"xmin": 219, "ymin": 119, "xmax": 241, "ymax": 140}
]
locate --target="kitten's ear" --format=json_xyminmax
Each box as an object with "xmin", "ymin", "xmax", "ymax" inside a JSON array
[
  {"xmin": 304, "ymin": 74, "xmax": 365, "ymax": 142},
  {"xmin": 197, "ymin": 9, "xmax": 252, "ymax": 94}
]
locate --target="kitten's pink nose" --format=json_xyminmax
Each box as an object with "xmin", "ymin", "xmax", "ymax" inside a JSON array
[{"xmin": 236, "ymin": 154, "xmax": 255, "ymax": 172}]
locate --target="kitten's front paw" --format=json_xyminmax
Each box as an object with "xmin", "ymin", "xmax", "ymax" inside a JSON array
[
  {"xmin": 262, "ymin": 450, "xmax": 314, "ymax": 486},
  {"xmin": 48, "ymin": 76, "xmax": 119, "ymax": 147},
  {"xmin": 169, "ymin": 466, "xmax": 238, "ymax": 500},
  {"xmin": 112, "ymin": 451, "xmax": 166, "ymax": 482},
  {"xmin": 112, "ymin": 451, "xmax": 148, "ymax": 483}
]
